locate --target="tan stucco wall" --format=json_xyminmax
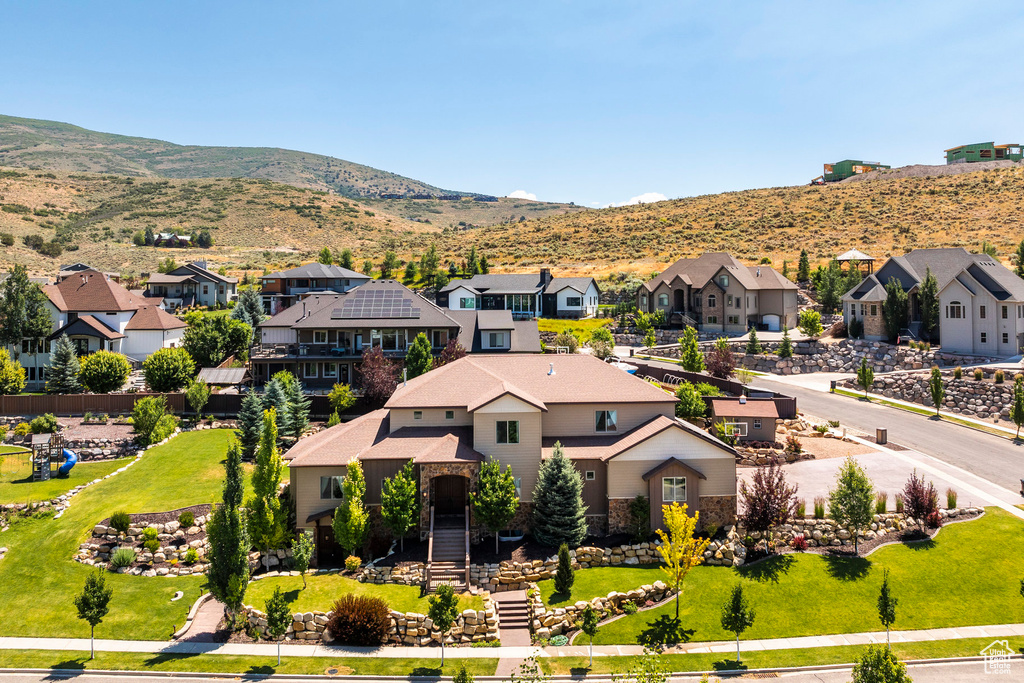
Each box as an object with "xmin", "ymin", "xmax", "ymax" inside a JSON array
[
  {"xmin": 542, "ymin": 403, "xmax": 674, "ymax": 437},
  {"xmin": 606, "ymin": 429, "xmax": 736, "ymax": 499},
  {"xmin": 473, "ymin": 398, "xmax": 543, "ymax": 502},
  {"xmin": 390, "ymin": 407, "xmax": 472, "ymax": 431}
]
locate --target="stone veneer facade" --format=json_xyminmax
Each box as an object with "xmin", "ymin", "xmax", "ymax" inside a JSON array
[
  {"xmin": 609, "ymin": 496, "xmax": 735, "ymax": 535},
  {"xmin": 418, "ymin": 462, "xmax": 480, "ymax": 537}
]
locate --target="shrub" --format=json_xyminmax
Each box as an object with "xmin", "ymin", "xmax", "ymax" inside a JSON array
[
  {"xmin": 895, "ymin": 496, "xmax": 905, "ymax": 514},
  {"xmin": 926, "ymin": 510, "xmax": 943, "ymax": 528},
  {"xmin": 703, "ymin": 523, "xmax": 719, "ymax": 539},
  {"xmin": 326, "ymin": 594, "xmax": 390, "ymax": 645},
  {"xmin": 551, "ymin": 331, "xmax": 579, "ymax": 353},
  {"xmin": 29, "ymin": 413, "xmax": 59, "ymax": 434},
  {"xmin": 995, "ymin": 370, "xmax": 1005, "ymax": 384},
  {"xmin": 83, "ymin": 412, "xmax": 93, "ymax": 423},
  {"xmin": 945, "ymin": 488, "xmax": 957, "ymax": 509},
  {"xmin": 798, "ymin": 310, "xmax": 824, "ymax": 337},
  {"xmin": 109, "ymin": 511, "xmax": 131, "ymax": 533},
  {"xmin": 790, "ymin": 534, "xmax": 808, "ymax": 551},
  {"xmin": 142, "ymin": 527, "xmax": 158, "ymax": 542},
  {"xmin": 328, "ymin": 383, "xmax": 357, "ymax": 414},
  {"xmin": 622, "ymin": 601, "xmax": 638, "ymax": 615},
  {"xmin": 974, "ymin": 368, "xmax": 984, "ymax": 381},
  {"xmin": 132, "ymin": 395, "xmax": 178, "ymax": 446},
  {"xmin": 827, "ymin": 420, "xmax": 840, "ymax": 428},
  {"xmin": 814, "ymin": 424, "xmax": 828, "ymax": 434},
  {"xmin": 795, "ymin": 499, "xmax": 806, "ymax": 517},
  {"xmin": 78, "ymin": 350, "xmax": 132, "ymax": 393},
  {"xmin": 0, "ymin": 425, "xmax": 6, "ymax": 442},
  {"xmin": 178, "ymin": 510, "xmax": 195, "ymax": 528},
  {"xmin": 144, "ymin": 539, "xmax": 160, "ymax": 553},
  {"xmin": 813, "ymin": 497, "xmax": 826, "ymax": 519},
  {"xmin": 142, "ymin": 347, "xmax": 196, "ymax": 392},
  {"xmin": 785, "ymin": 435, "xmax": 802, "ymax": 455},
  {"xmin": 875, "ymin": 492, "xmax": 888, "ymax": 514},
  {"xmin": 628, "ymin": 495, "xmax": 650, "ymax": 543},
  {"xmin": 109, "ymin": 548, "xmax": 137, "ymax": 569},
  {"xmin": 900, "ymin": 471, "xmax": 938, "ymax": 527},
  {"xmin": 184, "ymin": 548, "xmax": 199, "ymax": 564},
  {"xmin": 344, "ymin": 555, "xmax": 361, "ymax": 572},
  {"xmin": 13, "ymin": 422, "xmax": 30, "ymax": 437},
  {"xmin": 953, "ymin": 366, "xmax": 963, "ymax": 379}
]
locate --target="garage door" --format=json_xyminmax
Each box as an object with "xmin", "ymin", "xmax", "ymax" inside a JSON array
[{"xmin": 763, "ymin": 315, "xmax": 781, "ymax": 332}]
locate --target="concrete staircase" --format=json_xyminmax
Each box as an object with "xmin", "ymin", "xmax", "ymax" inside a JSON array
[
  {"xmin": 427, "ymin": 519, "xmax": 468, "ymax": 591},
  {"xmin": 494, "ymin": 590, "xmax": 531, "ymax": 646}
]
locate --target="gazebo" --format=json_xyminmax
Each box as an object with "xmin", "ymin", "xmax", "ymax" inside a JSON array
[{"xmin": 836, "ymin": 249, "xmax": 875, "ymax": 274}]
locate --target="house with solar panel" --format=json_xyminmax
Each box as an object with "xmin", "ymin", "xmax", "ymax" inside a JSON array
[
  {"xmin": 251, "ymin": 280, "xmax": 540, "ymax": 388},
  {"xmin": 436, "ymin": 269, "xmax": 601, "ymax": 319}
]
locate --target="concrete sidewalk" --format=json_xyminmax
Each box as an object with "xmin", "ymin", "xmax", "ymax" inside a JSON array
[{"xmin": 3, "ymin": 622, "xmax": 1023, "ymax": 661}]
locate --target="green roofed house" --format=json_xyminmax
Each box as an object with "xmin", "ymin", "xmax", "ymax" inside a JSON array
[
  {"xmin": 945, "ymin": 142, "xmax": 1023, "ymax": 165},
  {"xmin": 821, "ymin": 159, "xmax": 890, "ymax": 182}
]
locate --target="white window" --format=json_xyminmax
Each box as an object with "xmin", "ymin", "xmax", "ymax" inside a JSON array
[
  {"xmin": 320, "ymin": 476, "xmax": 344, "ymax": 500},
  {"xmin": 414, "ymin": 410, "xmax": 422, "ymax": 420},
  {"xmin": 303, "ymin": 362, "xmax": 317, "ymax": 378},
  {"xmin": 723, "ymin": 422, "xmax": 748, "ymax": 437},
  {"xmin": 658, "ymin": 294, "xmax": 669, "ymax": 306},
  {"xmin": 460, "ymin": 297, "xmax": 476, "ymax": 309},
  {"xmin": 496, "ymin": 420, "xmax": 520, "ymax": 444},
  {"xmin": 595, "ymin": 410, "xmax": 618, "ymax": 433},
  {"xmin": 946, "ymin": 301, "xmax": 964, "ymax": 319},
  {"xmin": 662, "ymin": 477, "xmax": 686, "ymax": 503},
  {"xmin": 313, "ymin": 330, "xmax": 328, "ymax": 344},
  {"xmin": 566, "ymin": 296, "xmax": 582, "ymax": 307},
  {"xmin": 753, "ymin": 418, "xmax": 762, "ymax": 429},
  {"xmin": 445, "ymin": 410, "xmax": 455, "ymax": 420},
  {"xmin": 323, "ymin": 363, "xmax": 337, "ymax": 378},
  {"xmin": 488, "ymin": 332, "xmax": 505, "ymax": 347},
  {"xmin": 585, "ymin": 470, "xmax": 596, "ymax": 481}
]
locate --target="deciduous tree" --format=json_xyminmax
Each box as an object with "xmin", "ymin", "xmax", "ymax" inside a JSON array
[
  {"xmin": 899, "ymin": 470, "xmax": 938, "ymax": 530},
  {"xmin": 674, "ymin": 382, "xmax": 706, "ymax": 422},
  {"xmin": 720, "ymin": 584, "xmax": 755, "ymax": 664},
  {"xmin": 436, "ymin": 338, "xmax": 467, "ymax": 366},
  {"xmin": 706, "ymin": 337, "xmax": 735, "ymax": 379},
  {"xmin": 828, "ymin": 457, "xmax": 874, "ymax": 553},
  {"xmin": 852, "ymin": 644, "xmax": 910, "ymax": 683},
  {"xmin": 579, "ymin": 605, "xmax": 600, "ymax": 667},
  {"xmin": 928, "ymin": 366, "xmax": 944, "ymax": 417},
  {"xmin": 332, "ymin": 460, "xmax": 368, "ymax": 557},
  {"xmin": 74, "ymin": 570, "xmax": 112, "ymax": 659},
  {"xmin": 186, "ymin": 378, "xmax": 211, "ymax": 418},
  {"xmin": 404, "ymin": 332, "xmax": 434, "ymax": 379},
  {"xmin": 264, "ymin": 586, "xmax": 291, "ymax": 665},
  {"xmin": 381, "ymin": 459, "xmax": 419, "ymax": 551},
  {"xmin": 877, "ymin": 568, "xmax": 898, "ymax": 646},
  {"xmin": 857, "ymin": 358, "xmax": 874, "ymax": 399},
  {"xmin": 470, "ymin": 458, "xmax": 518, "ymax": 553},
  {"xmin": 144, "ymin": 347, "xmax": 196, "ymax": 393},
  {"xmin": 338, "ymin": 248, "xmax": 354, "ymax": 270},
  {"xmin": 79, "ymin": 351, "xmax": 131, "ymax": 393},
  {"xmin": 317, "ymin": 247, "xmax": 333, "ymax": 265},
  {"xmin": 1012, "ymin": 375, "xmax": 1024, "ymax": 439},
  {"xmin": 656, "ymin": 503, "xmax": 710, "ymax": 620},
  {"xmin": 358, "ymin": 347, "xmax": 399, "ymax": 408},
  {"xmin": 292, "ymin": 530, "xmax": 314, "ymax": 589},
  {"xmin": 428, "ymin": 584, "xmax": 460, "ymax": 666},
  {"xmin": 0, "ymin": 349, "xmax": 26, "ymax": 396},
  {"xmin": 738, "ymin": 457, "xmax": 798, "ymax": 549},
  {"xmin": 798, "ymin": 310, "xmax": 824, "ymax": 337},
  {"xmin": 678, "ymin": 327, "xmax": 705, "ymax": 372},
  {"xmin": 249, "ymin": 409, "xmax": 286, "ymax": 571},
  {"xmin": 328, "ymin": 383, "xmax": 356, "ymax": 414}
]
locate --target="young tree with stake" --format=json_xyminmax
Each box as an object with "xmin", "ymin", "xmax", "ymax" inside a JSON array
[
  {"xmin": 578, "ymin": 605, "xmax": 600, "ymax": 667},
  {"xmin": 292, "ymin": 530, "xmax": 314, "ymax": 589},
  {"xmin": 470, "ymin": 458, "xmax": 519, "ymax": 553},
  {"xmin": 877, "ymin": 568, "xmax": 898, "ymax": 647},
  {"xmin": 656, "ymin": 503, "xmax": 710, "ymax": 621},
  {"xmin": 1012, "ymin": 375, "xmax": 1024, "ymax": 439},
  {"xmin": 928, "ymin": 366, "xmax": 944, "ymax": 417},
  {"xmin": 828, "ymin": 457, "xmax": 874, "ymax": 554},
  {"xmin": 428, "ymin": 583, "xmax": 460, "ymax": 666},
  {"xmin": 720, "ymin": 584, "xmax": 755, "ymax": 664},
  {"xmin": 75, "ymin": 570, "xmax": 112, "ymax": 660},
  {"xmin": 265, "ymin": 586, "xmax": 291, "ymax": 665},
  {"xmin": 857, "ymin": 358, "xmax": 874, "ymax": 399}
]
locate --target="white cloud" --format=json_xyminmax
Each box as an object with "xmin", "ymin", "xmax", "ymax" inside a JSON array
[
  {"xmin": 508, "ymin": 190, "xmax": 538, "ymax": 201},
  {"xmin": 607, "ymin": 192, "xmax": 668, "ymax": 207}
]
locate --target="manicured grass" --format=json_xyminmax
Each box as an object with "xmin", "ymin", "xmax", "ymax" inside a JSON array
[
  {"xmin": 0, "ymin": 429, "xmax": 252, "ymax": 640},
  {"xmin": 0, "ymin": 451, "xmax": 131, "ymax": 505},
  {"xmin": 245, "ymin": 573, "xmax": 483, "ymax": 614},
  {"xmin": 537, "ymin": 318, "xmax": 612, "ymax": 343},
  {"xmin": 0, "ymin": 650, "xmax": 498, "ymax": 677},
  {"xmin": 539, "ymin": 565, "xmax": 664, "ymax": 607},
  {"xmin": 543, "ymin": 636, "xmax": 1024, "ymax": 675},
  {"xmin": 588, "ymin": 509, "xmax": 1024, "ymax": 645}
]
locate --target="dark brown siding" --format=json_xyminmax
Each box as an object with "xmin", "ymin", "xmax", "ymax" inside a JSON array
[
  {"xmin": 648, "ymin": 461, "xmax": 702, "ymax": 531},
  {"xmin": 571, "ymin": 459, "xmax": 608, "ymax": 515},
  {"xmin": 362, "ymin": 459, "xmax": 415, "ymax": 506}
]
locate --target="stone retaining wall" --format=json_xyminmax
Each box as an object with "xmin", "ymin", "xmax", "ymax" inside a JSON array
[
  {"xmin": 242, "ymin": 592, "xmax": 498, "ymax": 645},
  {"xmin": 358, "ymin": 562, "xmax": 425, "ymax": 585},
  {"xmin": 527, "ymin": 580, "xmax": 672, "ymax": 640},
  {"xmin": 471, "ymin": 543, "xmax": 661, "ymax": 592},
  {"xmin": 76, "ymin": 514, "xmax": 210, "ymax": 576},
  {"xmin": 841, "ymin": 370, "xmax": 1022, "ymax": 421}
]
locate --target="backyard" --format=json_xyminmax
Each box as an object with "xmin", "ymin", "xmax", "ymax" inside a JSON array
[
  {"xmin": 0, "ymin": 447, "xmax": 131, "ymax": 505},
  {"xmin": 537, "ymin": 317, "xmax": 612, "ymax": 343}
]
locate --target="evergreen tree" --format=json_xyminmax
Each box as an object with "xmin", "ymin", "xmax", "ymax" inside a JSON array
[
  {"xmin": 745, "ymin": 328, "xmax": 761, "ymax": 355},
  {"xmin": 74, "ymin": 570, "xmax": 112, "ymax": 660},
  {"xmin": 404, "ymin": 332, "xmax": 434, "ymax": 379},
  {"xmin": 531, "ymin": 442, "xmax": 588, "ymax": 547},
  {"xmin": 317, "ymin": 247, "xmax": 333, "ymax": 265},
  {"xmin": 206, "ymin": 438, "xmax": 249, "ymax": 626},
  {"xmin": 919, "ymin": 267, "xmax": 939, "ymax": 342},
  {"xmin": 265, "ymin": 586, "xmax": 291, "ymax": 665},
  {"xmin": 720, "ymin": 584, "xmax": 755, "ymax": 664},
  {"xmin": 877, "ymin": 568, "xmax": 898, "ymax": 647},
  {"xmin": 46, "ymin": 334, "xmax": 81, "ymax": 394},
  {"xmin": 828, "ymin": 457, "xmax": 874, "ymax": 554},
  {"xmin": 554, "ymin": 543, "xmax": 575, "ymax": 595},
  {"xmin": 470, "ymin": 458, "xmax": 519, "ymax": 553},
  {"xmin": 380, "ymin": 251, "xmax": 400, "ymax": 279},
  {"xmin": 678, "ymin": 327, "xmax": 705, "ymax": 372},
  {"xmin": 283, "ymin": 376, "xmax": 311, "ymax": 440},
  {"xmin": 332, "ymin": 460, "xmax": 368, "ymax": 557},
  {"xmin": 781, "ymin": 260, "xmax": 789, "ymax": 279},
  {"xmin": 231, "ymin": 287, "xmax": 266, "ymax": 330},
  {"xmin": 479, "ymin": 254, "xmax": 490, "ymax": 274},
  {"xmin": 419, "ymin": 243, "xmax": 439, "ymax": 286},
  {"xmin": 1012, "ymin": 375, "xmax": 1024, "ymax": 439},
  {"xmin": 1016, "ymin": 240, "xmax": 1024, "ymax": 279},
  {"xmin": 928, "ymin": 366, "xmax": 944, "ymax": 417},
  {"xmin": 263, "ymin": 376, "xmax": 289, "ymax": 432},
  {"xmin": 362, "ymin": 259, "xmax": 373, "ymax": 276},
  {"xmin": 467, "ymin": 246, "xmax": 480, "ymax": 275},
  {"xmin": 777, "ymin": 326, "xmax": 793, "ymax": 358},
  {"xmin": 236, "ymin": 390, "xmax": 264, "ymax": 459},
  {"xmin": 338, "ymin": 247, "xmax": 354, "ymax": 270},
  {"xmin": 403, "ymin": 260, "xmax": 417, "ymax": 283},
  {"xmin": 797, "ymin": 249, "xmax": 810, "ymax": 282},
  {"xmin": 248, "ymin": 409, "xmax": 286, "ymax": 571},
  {"xmin": 881, "ymin": 277, "xmax": 909, "ymax": 342},
  {"xmin": 381, "ymin": 459, "xmax": 419, "ymax": 551}
]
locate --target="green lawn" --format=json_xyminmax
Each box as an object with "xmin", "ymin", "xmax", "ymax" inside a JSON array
[
  {"xmin": 539, "ymin": 565, "xmax": 664, "ymax": 607},
  {"xmin": 0, "ymin": 450, "xmax": 132, "ymax": 505},
  {"xmin": 581, "ymin": 509, "xmax": 1024, "ymax": 645},
  {"xmin": 537, "ymin": 318, "xmax": 612, "ymax": 343},
  {"xmin": 0, "ymin": 650, "xmax": 498, "ymax": 677},
  {"xmin": 544, "ymin": 636, "xmax": 1024, "ymax": 675},
  {"xmin": 0, "ymin": 429, "xmax": 252, "ymax": 640},
  {"xmin": 245, "ymin": 573, "xmax": 484, "ymax": 614}
]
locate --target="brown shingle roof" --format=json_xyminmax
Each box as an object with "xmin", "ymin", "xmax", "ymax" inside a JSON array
[
  {"xmin": 44, "ymin": 270, "xmax": 141, "ymax": 312},
  {"xmin": 386, "ymin": 354, "xmax": 677, "ymax": 410},
  {"xmin": 360, "ymin": 426, "xmax": 484, "ymax": 463},
  {"xmin": 48, "ymin": 315, "xmax": 125, "ymax": 341},
  {"xmin": 285, "ymin": 410, "xmax": 390, "ymax": 466},
  {"xmin": 541, "ymin": 415, "xmax": 735, "ymax": 461},
  {"xmin": 124, "ymin": 305, "xmax": 186, "ymax": 331},
  {"xmin": 709, "ymin": 398, "xmax": 779, "ymax": 419}
]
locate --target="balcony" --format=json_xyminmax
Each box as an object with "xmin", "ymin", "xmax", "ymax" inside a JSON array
[{"xmin": 251, "ymin": 342, "xmax": 412, "ymax": 360}]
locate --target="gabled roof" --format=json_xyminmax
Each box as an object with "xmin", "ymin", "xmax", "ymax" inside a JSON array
[
  {"xmin": 546, "ymin": 277, "xmax": 599, "ymax": 295},
  {"xmin": 359, "ymin": 426, "xmax": 485, "ymax": 463},
  {"xmin": 836, "ymin": 249, "xmax": 875, "ymax": 262},
  {"xmin": 465, "ymin": 381, "xmax": 548, "ymax": 413},
  {"xmin": 44, "ymin": 270, "xmax": 141, "ymax": 312},
  {"xmin": 123, "ymin": 305, "xmax": 186, "ymax": 331},
  {"xmin": 262, "ymin": 263, "xmax": 369, "ymax": 281},
  {"xmin": 642, "ymin": 253, "xmax": 795, "ymax": 293},
  {"xmin": 540, "ymin": 415, "xmax": 736, "ymax": 461},
  {"xmin": 439, "ymin": 273, "xmax": 546, "ymax": 295},
  {"xmin": 641, "ymin": 457, "xmax": 708, "ymax": 481},
  {"xmin": 171, "ymin": 262, "xmax": 238, "ymax": 284},
  {"xmin": 285, "ymin": 410, "xmax": 391, "ymax": 466},
  {"xmin": 476, "ymin": 310, "xmax": 514, "ymax": 330},
  {"xmin": 843, "ymin": 274, "xmax": 887, "ymax": 302},
  {"xmin": 447, "ymin": 311, "xmax": 542, "ymax": 354},
  {"xmin": 387, "ymin": 354, "xmax": 676, "ymax": 411},
  {"xmin": 48, "ymin": 315, "xmax": 125, "ymax": 341}
]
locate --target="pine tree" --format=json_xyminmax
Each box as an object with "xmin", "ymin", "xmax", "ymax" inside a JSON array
[
  {"xmin": 381, "ymin": 459, "xmax": 418, "ymax": 551},
  {"xmin": 797, "ymin": 249, "xmax": 810, "ymax": 282},
  {"xmin": 531, "ymin": 442, "xmax": 588, "ymax": 547},
  {"xmin": 1012, "ymin": 375, "xmax": 1024, "ymax": 439},
  {"xmin": 467, "ymin": 246, "xmax": 480, "ymax": 275},
  {"xmin": 745, "ymin": 328, "xmax": 761, "ymax": 355},
  {"xmin": 231, "ymin": 287, "xmax": 266, "ymax": 330},
  {"xmin": 46, "ymin": 334, "xmax": 81, "ymax": 394},
  {"xmin": 206, "ymin": 438, "xmax": 249, "ymax": 626},
  {"xmin": 263, "ymin": 377, "xmax": 289, "ymax": 433},
  {"xmin": 248, "ymin": 409, "xmax": 286, "ymax": 571},
  {"xmin": 283, "ymin": 377, "xmax": 311, "ymax": 440},
  {"xmin": 554, "ymin": 543, "xmax": 575, "ymax": 595},
  {"xmin": 470, "ymin": 458, "xmax": 519, "ymax": 553},
  {"xmin": 479, "ymin": 254, "xmax": 490, "ymax": 274},
  {"xmin": 236, "ymin": 390, "xmax": 264, "ymax": 459},
  {"xmin": 777, "ymin": 326, "xmax": 793, "ymax": 358},
  {"xmin": 317, "ymin": 247, "xmax": 333, "ymax": 265},
  {"xmin": 678, "ymin": 327, "xmax": 705, "ymax": 372},
  {"xmin": 333, "ymin": 460, "xmax": 368, "ymax": 557},
  {"xmin": 338, "ymin": 248, "xmax": 354, "ymax": 270},
  {"xmin": 404, "ymin": 332, "xmax": 434, "ymax": 379}
]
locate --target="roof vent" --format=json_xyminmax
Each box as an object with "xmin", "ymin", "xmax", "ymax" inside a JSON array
[
  {"xmin": 548, "ymin": 362, "xmax": 555, "ymax": 376},
  {"xmin": 739, "ymin": 395, "xmax": 747, "ymax": 404},
  {"xmin": 756, "ymin": 267, "xmax": 761, "ymax": 277}
]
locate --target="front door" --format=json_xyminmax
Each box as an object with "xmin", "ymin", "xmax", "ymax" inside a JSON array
[
  {"xmin": 433, "ymin": 475, "xmax": 467, "ymax": 516},
  {"xmin": 316, "ymin": 524, "xmax": 344, "ymax": 566}
]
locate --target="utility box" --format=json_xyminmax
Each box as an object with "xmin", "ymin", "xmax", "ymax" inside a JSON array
[{"xmin": 876, "ymin": 428, "xmax": 887, "ymax": 445}]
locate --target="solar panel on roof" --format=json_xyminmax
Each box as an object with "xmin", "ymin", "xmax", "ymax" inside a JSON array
[{"xmin": 331, "ymin": 288, "xmax": 421, "ymax": 319}]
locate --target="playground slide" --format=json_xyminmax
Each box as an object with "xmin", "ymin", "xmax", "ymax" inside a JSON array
[{"xmin": 58, "ymin": 448, "xmax": 78, "ymax": 476}]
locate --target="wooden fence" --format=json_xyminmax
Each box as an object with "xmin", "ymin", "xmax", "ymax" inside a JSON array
[{"xmin": 0, "ymin": 392, "xmax": 346, "ymax": 419}]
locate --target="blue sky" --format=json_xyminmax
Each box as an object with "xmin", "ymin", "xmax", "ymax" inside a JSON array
[{"xmin": 2, "ymin": 1, "xmax": 1022, "ymax": 206}]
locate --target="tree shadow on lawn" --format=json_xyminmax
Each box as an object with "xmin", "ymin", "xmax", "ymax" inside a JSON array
[
  {"xmin": 637, "ymin": 615, "xmax": 696, "ymax": 646},
  {"xmin": 712, "ymin": 658, "xmax": 747, "ymax": 671},
  {"xmin": 410, "ymin": 666, "xmax": 445, "ymax": 678},
  {"xmin": 822, "ymin": 553, "xmax": 871, "ymax": 581},
  {"xmin": 45, "ymin": 659, "xmax": 89, "ymax": 676},
  {"xmin": 735, "ymin": 554, "xmax": 794, "ymax": 584},
  {"xmin": 548, "ymin": 590, "xmax": 572, "ymax": 606}
]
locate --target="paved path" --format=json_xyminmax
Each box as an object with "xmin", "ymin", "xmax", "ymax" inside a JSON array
[
  {"xmin": 176, "ymin": 598, "xmax": 225, "ymax": 643},
  {"xmin": 2, "ymin": 623, "xmax": 1023, "ymax": 660}
]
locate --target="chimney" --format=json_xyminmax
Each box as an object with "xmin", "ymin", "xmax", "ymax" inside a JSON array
[
  {"xmin": 403, "ymin": 368, "xmax": 408, "ymax": 387},
  {"xmin": 548, "ymin": 362, "xmax": 555, "ymax": 376},
  {"xmin": 301, "ymin": 301, "xmax": 307, "ymax": 319},
  {"xmin": 540, "ymin": 268, "xmax": 552, "ymax": 286}
]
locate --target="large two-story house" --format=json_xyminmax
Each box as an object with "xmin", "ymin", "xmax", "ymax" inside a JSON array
[
  {"xmin": 144, "ymin": 261, "xmax": 238, "ymax": 310},
  {"xmin": 437, "ymin": 269, "xmax": 601, "ymax": 319},
  {"xmin": 260, "ymin": 263, "xmax": 371, "ymax": 316},
  {"xmin": 285, "ymin": 354, "xmax": 737, "ymax": 566},
  {"xmin": 11, "ymin": 269, "xmax": 185, "ymax": 390},
  {"xmin": 637, "ymin": 253, "xmax": 798, "ymax": 333},
  {"xmin": 842, "ymin": 247, "xmax": 1024, "ymax": 356}
]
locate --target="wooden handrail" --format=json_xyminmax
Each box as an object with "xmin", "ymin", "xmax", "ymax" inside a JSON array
[
  {"xmin": 464, "ymin": 503, "xmax": 471, "ymax": 589},
  {"xmin": 425, "ymin": 503, "xmax": 435, "ymax": 592}
]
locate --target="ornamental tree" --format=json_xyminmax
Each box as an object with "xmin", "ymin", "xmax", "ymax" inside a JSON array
[
  {"xmin": 720, "ymin": 584, "xmax": 755, "ymax": 664},
  {"xmin": 919, "ymin": 268, "xmax": 939, "ymax": 342},
  {"xmin": 292, "ymin": 530, "xmax": 314, "ymax": 589},
  {"xmin": 470, "ymin": 458, "xmax": 519, "ymax": 553},
  {"xmin": 186, "ymin": 378, "xmax": 212, "ymax": 418},
  {"xmin": 578, "ymin": 605, "xmax": 600, "ymax": 667},
  {"xmin": 46, "ymin": 334, "xmax": 81, "ymax": 394},
  {"xmin": 265, "ymin": 586, "xmax": 291, "ymax": 665},
  {"xmin": 798, "ymin": 310, "xmax": 824, "ymax": 338},
  {"xmin": 206, "ymin": 438, "xmax": 249, "ymax": 625},
  {"xmin": 328, "ymin": 383, "xmax": 356, "ymax": 414},
  {"xmin": 828, "ymin": 457, "xmax": 874, "ymax": 553},
  {"xmin": 705, "ymin": 337, "xmax": 735, "ymax": 379},
  {"xmin": 928, "ymin": 366, "xmax": 944, "ymax": 417},
  {"xmin": 877, "ymin": 568, "xmax": 898, "ymax": 646},
  {"xmin": 531, "ymin": 441, "xmax": 588, "ymax": 548},
  {"xmin": 332, "ymin": 460, "xmax": 368, "ymax": 557},
  {"xmin": 74, "ymin": 569, "xmax": 112, "ymax": 660},
  {"xmin": 428, "ymin": 584, "xmax": 460, "ymax": 666},
  {"xmin": 678, "ymin": 327, "xmax": 705, "ymax": 372},
  {"xmin": 899, "ymin": 470, "xmax": 938, "ymax": 529},
  {"xmin": 881, "ymin": 277, "xmax": 909, "ymax": 342},
  {"xmin": 79, "ymin": 350, "xmax": 131, "ymax": 393},
  {"xmin": 1011, "ymin": 375, "xmax": 1024, "ymax": 439},
  {"xmin": 738, "ymin": 457, "xmax": 798, "ymax": 548},
  {"xmin": 656, "ymin": 502, "xmax": 710, "ymax": 620},
  {"xmin": 0, "ymin": 350, "xmax": 27, "ymax": 395},
  {"xmin": 857, "ymin": 358, "xmax": 874, "ymax": 399},
  {"xmin": 381, "ymin": 459, "xmax": 419, "ymax": 551},
  {"xmin": 359, "ymin": 347, "xmax": 399, "ymax": 408},
  {"xmin": 852, "ymin": 644, "xmax": 911, "ymax": 683},
  {"xmin": 437, "ymin": 338, "xmax": 467, "ymax": 366}
]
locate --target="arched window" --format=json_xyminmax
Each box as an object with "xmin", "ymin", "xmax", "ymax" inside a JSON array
[
  {"xmin": 707, "ymin": 294, "xmax": 717, "ymax": 309},
  {"xmin": 946, "ymin": 301, "xmax": 964, "ymax": 319},
  {"xmin": 658, "ymin": 293, "xmax": 669, "ymax": 306}
]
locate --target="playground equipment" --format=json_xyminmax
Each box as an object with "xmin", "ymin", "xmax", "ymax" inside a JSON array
[{"xmin": 30, "ymin": 433, "xmax": 77, "ymax": 481}]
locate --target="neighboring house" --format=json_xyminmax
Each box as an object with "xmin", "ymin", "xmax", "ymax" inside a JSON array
[
  {"xmin": 153, "ymin": 233, "xmax": 193, "ymax": 248},
  {"xmin": 446, "ymin": 310, "xmax": 542, "ymax": 353},
  {"xmin": 945, "ymin": 142, "xmax": 1023, "ymax": 165},
  {"xmin": 708, "ymin": 398, "xmax": 778, "ymax": 443},
  {"xmin": 9, "ymin": 270, "xmax": 186, "ymax": 390},
  {"xmin": 144, "ymin": 261, "xmax": 238, "ymax": 310},
  {"xmin": 437, "ymin": 269, "xmax": 601, "ymax": 318},
  {"xmin": 285, "ymin": 354, "xmax": 737, "ymax": 565},
  {"xmin": 251, "ymin": 280, "xmax": 463, "ymax": 389},
  {"xmin": 637, "ymin": 253, "xmax": 798, "ymax": 332},
  {"xmin": 842, "ymin": 247, "xmax": 1024, "ymax": 356},
  {"xmin": 57, "ymin": 263, "xmax": 119, "ymax": 282},
  {"xmin": 260, "ymin": 263, "xmax": 371, "ymax": 316}
]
